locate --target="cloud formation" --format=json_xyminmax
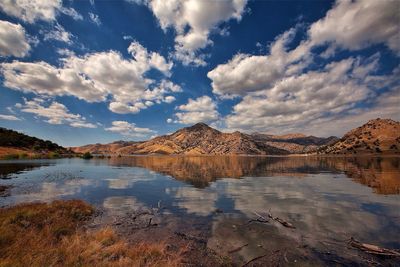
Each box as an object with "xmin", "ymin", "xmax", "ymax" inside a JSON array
[
  {"xmin": 105, "ymin": 120, "xmax": 155, "ymax": 137},
  {"xmin": 208, "ymin": 0, "xmax": 400, "ymax": 135},
  {"xmin": 41, "ymin": 23, "xmax": 73, "ymax": 44},
  {"xmin": 142, "ymin": 0, "xmax": 248, "ymax": 66},
  {"xmin": 0, "ymin": 20, "xmax": 31, "ymax": 57},
  {"xmin": 0, "ymin": 114, "xmax": 21, "ymax": 121},
  {"xmin": 16, "ymin": 98, "xmax": 97, "ymax": 128},
  {"xmin": 0, "ymin": 0, "xmax": 82, "ymax": 23},
  {"xmin": 308, "ymin": 0, "xmax": 400, "ymax": 55},
  {"xmin": 1, "ymin": 41, "xmax": 180, "ymax": 114},
  {"xmin": 172, "ymin": 95, "xmax": 219, "ymax": 124}
]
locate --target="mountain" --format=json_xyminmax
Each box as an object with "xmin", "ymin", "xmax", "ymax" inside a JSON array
[
  {"xmin": 72, "ymin": 123, "xmax": 333, "ymax": 155},
  {"xmin": 72, "ymin": 119, "xmax": 399, "ymax": 155},
  {"xmin": 0, "ymin": 127, "xmax": 67, "ymax": 158},
  {"xmin": 73, "ymin": 123, "xmax": 289, "ymax": 155},
  {"xmin": 320, "ymin": 118, "xmax": 400, "ymax": 154},
  {"xmin": 250, "ymin": 133, "xmax": 338, "ymax": 154}
]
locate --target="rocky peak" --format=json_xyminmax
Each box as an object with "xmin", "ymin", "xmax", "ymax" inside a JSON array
[{"xmin": 183, "ymin": 123, "xmax": 220, "ymax": 133}]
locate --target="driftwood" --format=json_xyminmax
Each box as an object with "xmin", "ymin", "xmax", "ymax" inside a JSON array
[
  {"xmin": 267, "ymin": 210, "xmax": 296, "ymax": 229},
  {"xmin": 348, "ymin": 237, "xmax": 400, "ymax": 257},
  {"xmin": 253, "ymin": 212, "xmax": 269, "ymax": 222}
]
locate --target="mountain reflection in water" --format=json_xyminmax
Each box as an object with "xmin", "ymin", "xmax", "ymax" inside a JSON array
[
  {"xmin": 106, "ymin": 156, "xmax": 400, "ymax": 194},
  {"xmin": 0, "ymin": 155, "xmax": 399, "ymax": 263}
]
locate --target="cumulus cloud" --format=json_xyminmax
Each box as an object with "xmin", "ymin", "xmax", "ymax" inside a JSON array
[
  {"xmin": 208, "ymin": 0, "xmax": 400, "ymax": 97},
  {"xmin": 172, "ymin": 95, "xmax": 219, "ymax": 124},
  {"xmin": 0, "ymin": 0, "xmax": 82, "ymax": 23},
  {"xmin": 89, "ymin": 12, "xmax": 101, "ymax": 26},
  {"xmin": 105, "ymin": 121, "xmax": 155, "ymax": 137},
  {"xmin": 308, "ymin": 0, "xmax": 400, "ymax": 55},
  {"xmin": 0, "ymin": 114, "xmax": 21, "ymax": 121},
  {"xmin": 207, "ymin": 0, "xmax": 400, "ymax": 135},
  {"xmin": 208, "ymin": 28, "xmax": 311, "ymax": 97},
  {"xmin": 0, "ymin": 20, "xmax": 31, "ymax": 57},
  {"xmin": 224, "ymin": 57, "xmax": 400, "ymax": 134},
  {"xmin": 1, "ymin": 41, "xmax": 180, "ymax": 114},
  {"xmin": 139, "ymin": 0, "xmax": 248, "ymax": 66},
  {"xmin": 164, "ymin": 95, "xmax": 176, "ymax": 103},
  {"xmin": 17, "ymin": 98, "xmax": 97, "ymax": 128}
]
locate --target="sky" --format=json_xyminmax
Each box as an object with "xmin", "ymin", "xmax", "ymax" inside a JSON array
[{"xmin": 0, "ymin": 0, "xmax": 399, "ymax": 146}]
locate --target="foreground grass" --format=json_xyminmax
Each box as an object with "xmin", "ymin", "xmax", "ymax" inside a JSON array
[{"xmin": 0, "ymin": 200, "xmax": 182, "ymax": 267}]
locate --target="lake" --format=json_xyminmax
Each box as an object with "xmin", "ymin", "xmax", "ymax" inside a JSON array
[{"xmin": 1, "ymin": 156, "xmax": 399, "ymax": 265}]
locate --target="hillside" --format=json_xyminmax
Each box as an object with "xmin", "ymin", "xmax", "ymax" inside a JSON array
[
  {"xmin": 71, "ymin": 123, "xmax": 335, "ymax": 155},
  {"xmin": 73, "ymin": 123, "xmax": 289, "ymax": 155},
  {"xmin": 320, "ymin": 118, "xmax": 400, "ymax": 154},
  {"xmin": 0, "ymin": 128, "xmax": 67, "ymax": 158},
  {"xmin": 250, "ymin": 133, "xmax": 338, "ymax": 154}
]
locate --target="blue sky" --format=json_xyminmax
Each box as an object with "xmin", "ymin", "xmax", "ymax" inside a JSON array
[{"xmin": 0, "ymin": 0, "xmax": 399, "ymax": 146}]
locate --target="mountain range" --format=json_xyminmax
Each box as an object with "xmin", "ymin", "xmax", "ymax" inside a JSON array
[{"xmin": 71, "ymin": 118, "xmax": 400, "ymax": 155}]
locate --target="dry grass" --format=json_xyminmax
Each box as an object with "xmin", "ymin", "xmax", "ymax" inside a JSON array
[{"xmin": 0, "ymin": 200, "xmax": 182, "ymax": 267}]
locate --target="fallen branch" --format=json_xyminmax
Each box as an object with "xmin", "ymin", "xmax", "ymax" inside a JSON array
[
  {"xmin": 348, "ymin": 237, "xmax": 400, "ymax": 257},
  {"xmin": 253, "ymin": 211, "xmax": 269, "ymax": 222},
  {"xmin": 267, "ymin": 210, "xmax": 296, "ymax": 229}
]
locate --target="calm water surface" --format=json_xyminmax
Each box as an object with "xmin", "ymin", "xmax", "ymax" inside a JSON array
[{"xmin": 1, "ymin": 156, "xmax": 399, "ymax": 257}]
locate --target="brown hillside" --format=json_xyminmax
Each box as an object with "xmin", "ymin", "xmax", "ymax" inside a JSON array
[
  {"xmin": 321, "ymin": 118, "xmax": 400, "ymax": 154},
  {"xmin": 72, "ymin": 123, "xmax": 288, "ymax": 155}
]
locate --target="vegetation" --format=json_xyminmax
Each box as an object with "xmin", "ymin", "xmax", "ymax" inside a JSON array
[
  {"xmin": 82, "ymin": 152, "xmax": 93, "ymax": 159},
  {"xmin": 0, "ymin": 128, "xmax": 66, "ymax": 153},
  {"xmin": 0, "ymin": 200, "xmax": 182, "ymax": 267}
]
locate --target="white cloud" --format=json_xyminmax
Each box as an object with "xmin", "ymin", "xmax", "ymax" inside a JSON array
[
  {"xmin": 164, "ymin": 95, "xmax": 176, "ymax": 103},
  {"xmin": 208, "ymin": 28, "xmax": 310, "ymax": 97},
  {"xmin": 17, "ymin": 98, "xmax": 97, "ymax": 128},
  {"xmin": 89, "ymin": 12, "xmax": 101, "ymax": 26},
  {"xmin": 105, "ymin": 120, "xmax": 155, "ymax": 137},
  {"xmin": 56, "ymin": 48, "xmax": 75, "ymax": 57},
  {"xmin": 1, "ymin": 41, "xmax": 180, "ymax": 114},
  {"xmin": 59, "ymin": 6, "xmax": 83, "ymax": 21},
  {"xmin": 308, "ymin": 0, "xmax": 400, "ymax": 55},
  {"xmin": 0, "ymin": 114, "xmax": 21, "ymax": 121},
  {"xmin": 141, "ymin": 0, "xmax": 248, "ymax": 66},
  {"xmin": 0, "ymin": 20, "xmax": 31, "ymax": 57},
  {"xmin": 299, "ymin": 87, "xmax": 400, "ymax": 137},
  {"xmin": 207, "ymin": 0, "xmax": 400, "ymax": 135},
  {"xmin": 0, "ymin": 0, "xmax": 82, "ymax": 23},
  {"xmin": 208, "ymin": 0, "xmax": 400, "ymax": 97},
  {"xmin": 42, "ymin": 23, "xmax": 73, "ymax": 44},
  {"xmin": 173, "ymin": 95, "xmax": 219, "ymax": 124},
  {"xmin": 224, "ymin": 57, "xmax": 399, "ymax": 134}
]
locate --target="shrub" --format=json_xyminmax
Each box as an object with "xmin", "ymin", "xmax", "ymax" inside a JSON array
[
  {"xmin": 82, "ymin": 152, "xmax": 93, "ymax": 159},
  {"xmin": 47, "ymin": 152, "xmax": 60, "ymax": 159},
  {"xmin": 2, "ymin": 154, "xmax": 19, "ymax": 160}
]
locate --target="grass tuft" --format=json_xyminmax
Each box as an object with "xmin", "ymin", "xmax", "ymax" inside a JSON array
[{"xmin": 0, "ymin": 200, "xmax": 181, "ymax": 267}]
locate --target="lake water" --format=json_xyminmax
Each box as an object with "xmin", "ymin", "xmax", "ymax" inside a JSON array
[{"xmin": 1, "ymin": 156, "xmax": 399, "ymax": 264}]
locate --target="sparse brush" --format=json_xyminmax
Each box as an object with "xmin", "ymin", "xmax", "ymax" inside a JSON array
[{"xmin": 0, "ymin": 200, "xmax": 182, "ymax": 267}]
